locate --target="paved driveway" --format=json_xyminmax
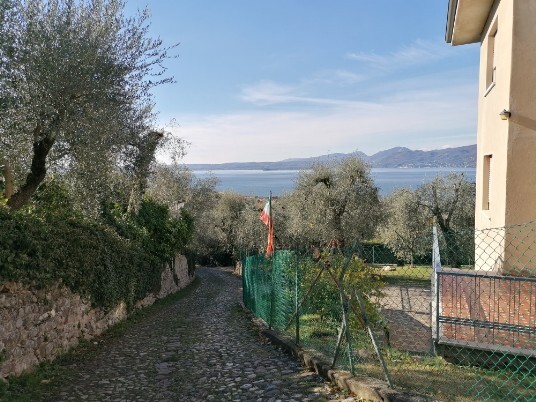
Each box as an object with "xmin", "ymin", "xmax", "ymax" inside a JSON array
[
  {"xmin": 44, "ymin": 267, "xmax": 357, "ymax": 402},
  {"xmin": 378, "ymin": 285, "xmax": 433, "ymax": 354}
]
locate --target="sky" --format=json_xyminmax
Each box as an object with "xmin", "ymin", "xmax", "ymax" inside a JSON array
[{"xmin": 124, "ymin": 1, "xmax": 481, "ymax": 164}]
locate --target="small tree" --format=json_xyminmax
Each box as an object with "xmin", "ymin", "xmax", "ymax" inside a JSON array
[
  {"xmin": 235, "ymin": 200, "xmax": 267, "ymax": 255},
  {"xmin": 212, "ymin": 192, "xmax": 246, "ymax": 261},
  {"xmin": 416, "ymin": 173, "xmax": 475, "ymax": 267},
  {"xmin": 146, "ymin": 164, "xmax": 192, "ymax": 217},
  {"xmin": 126, "ymin": 133, "xmax": 187, "ymax": 214},
  {"xmin": 285, "ymin": 157, "xmax": 384, "ymax": 247},
  {"xmin": 381, "ymin": 189, "xmax": 430, "ymax": 266},
  {"xmin": 182, "ymin": 174, "xmax": 223, "ymax": 264}
]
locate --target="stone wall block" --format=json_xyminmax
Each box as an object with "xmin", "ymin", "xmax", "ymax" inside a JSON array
[{"xmin": 0, "ymin": 254, "xmax": 192, "ymax": 378}]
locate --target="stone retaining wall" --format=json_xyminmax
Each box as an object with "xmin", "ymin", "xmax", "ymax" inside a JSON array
[{"xmin": 0, "ymin": 254, "xmax": 193, "ymax": 378}]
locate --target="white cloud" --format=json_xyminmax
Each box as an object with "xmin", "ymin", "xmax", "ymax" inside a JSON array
[
  {"xmin": 346, "ymin": 39, "xmax": 451, "ymax": 70},
  {"xmin": 305, "ymin": 69, "xmax": 366, "ymax": 86},
  {"xmin": 240, "ymin": 80, "xmax": 297, "ymax": 105},
  {"xmin": 170, "ymin": 81, "xmax": 477, "ymax": 164},
  {"xmin": 162, "ymin": 40, "xmax": 478, "ymax": 165},
  {"xmin": 240, "ymin": 80, "xmax": 376, "ymax": 107}
]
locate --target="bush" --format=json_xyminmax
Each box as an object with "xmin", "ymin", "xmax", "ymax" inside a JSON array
[
  {"xmin": 0, "ymin": 185, "xmax": 194, "ymax": 311},
  {"xmin": 299, "ymin": 250, "xmax": 384, "ymax": 326},
  {"xmin": 102, "ymin": 197, "xmax": 194, "ymax": 265}
]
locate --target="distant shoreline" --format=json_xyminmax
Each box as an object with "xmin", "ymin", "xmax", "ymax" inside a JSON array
[
  {"xmin": 185, "ymin": 144, "xmax": 476, "ymax": 171},
  {"xmin": 190, "ymin": 167, "xmax": 476, "ymax": 172}
]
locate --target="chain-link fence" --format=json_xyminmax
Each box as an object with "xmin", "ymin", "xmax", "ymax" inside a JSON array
[{"xmin": 242, "ymin": 223, "xmax": 536, "ymax": 401}]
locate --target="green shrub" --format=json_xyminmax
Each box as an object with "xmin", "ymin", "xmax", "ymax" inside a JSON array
[
  {"xmin": 136, "ymin": 198, "xmax": 194, "ymax": 262},
  {"xmin": 102, "ymin": 197, "xmax": 194, "ymax": 265},
  {"xmin": 0, "ymin": 185, "xmax": 194, "ymax": 311},
  {"xmin": 299, "ymin": 250, "xmax": 384, "ymax": 326}
]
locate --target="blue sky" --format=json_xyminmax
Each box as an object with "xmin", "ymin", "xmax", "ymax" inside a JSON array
[{"xmin": 125, "ymin": 1, "xmax": 480, "ymax": 164}]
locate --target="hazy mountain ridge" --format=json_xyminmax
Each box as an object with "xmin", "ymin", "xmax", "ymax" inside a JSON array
[
  {"xmin": 186, "ymin": 145, "xmax": 476, "ymax": 170},
  {"xmin": 369, "ymin": 145, "xmax": 476, "ymax": 168}
]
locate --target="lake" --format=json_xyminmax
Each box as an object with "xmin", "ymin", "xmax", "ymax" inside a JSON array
[{"xmin": 192, "ymin": 168, "xmax": 476, "ymax": 197}]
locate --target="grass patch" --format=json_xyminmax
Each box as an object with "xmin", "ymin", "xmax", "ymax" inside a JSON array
[
  {"xmin": 283, "ymin": 311, "xmax": 534, "ymax": 401},
  {"xmin": 358, "ymin": 348, "xmax": 536, "ymax": 402},
  {"xmin": 267, "ymin": 263, "xmax": 524, "ymax": 400},
  {"xmin": 378, "ymin": 266, "xmax": 432, "ymax": 287},
  {"xmin": 0, "ymin": 278, "xmax": 199, "ymax": 402},
  {"xmin": 378, "ymin": 265, "xmax": 475, "ymax": 287}
]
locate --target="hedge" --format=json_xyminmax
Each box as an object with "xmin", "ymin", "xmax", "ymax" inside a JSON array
[{"xmin": 0, "ymin": 186, "xmax": 194, "ymax": 311}]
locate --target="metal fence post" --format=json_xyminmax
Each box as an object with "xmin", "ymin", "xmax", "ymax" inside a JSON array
[
  {"xmin": 431, "ymin": 226, "xmax": 442, "ymax": 355},
  {"xmin": 242, "ymin": 256, "xmax": 247, "ymax": 307},
  {"xmin": 269, "ymin": 255, "xmax": 275, "ymax": 330},
  {"xmin": 295, "ymin": 257, "xmax": 300, "ymax": 345},
  {"xmin": 353, "ymin": 288, "xmax": 392, "ymax": 387}
]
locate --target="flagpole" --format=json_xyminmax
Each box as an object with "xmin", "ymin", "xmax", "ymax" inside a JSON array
[
  {"xmin": 267, "ymin": 190, "xmax": 274, "ymax": 329},
  {"xmin": 270, "ymin": 190, "xmax": 275, "ymax": 253},
  {"xmin": 260, "ymin": 192, "xmax": 274, "ymax": 257},
  {"xmin": 269, "ymin": 191, "xmax": 273, "ymax": 252}
]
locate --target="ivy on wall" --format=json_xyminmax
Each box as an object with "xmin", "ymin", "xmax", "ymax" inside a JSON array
[{"xmin": 0, "ymin": 183, "xmax": 194, "ymax": 311}]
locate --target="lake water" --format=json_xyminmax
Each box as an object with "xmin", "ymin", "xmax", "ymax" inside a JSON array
[{"xmin": 192, "ymin": 168, "xmax": 476, "ymax": 197}]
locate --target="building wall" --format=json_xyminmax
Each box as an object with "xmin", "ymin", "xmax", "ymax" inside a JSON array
[
  {"xmin": 505, "ymin": 1, "xmax": 536, "ymax": 225},
  {"xmin": 475, "ymin": 0, "xmax": 511, "ymax": 233},
  {"xmin": 474, "ymin": 1, "xmax": 536, "ymax": 274}
]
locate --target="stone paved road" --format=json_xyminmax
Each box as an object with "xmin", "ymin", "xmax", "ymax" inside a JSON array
[{"xmin": 44, "ymin": 267, "xmax": 359, "ymax": 402}]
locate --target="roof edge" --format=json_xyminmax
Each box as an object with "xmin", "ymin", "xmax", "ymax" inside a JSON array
[{"xmin": 445, "ymin": 0, "xmax": 459, "ymax": 44}]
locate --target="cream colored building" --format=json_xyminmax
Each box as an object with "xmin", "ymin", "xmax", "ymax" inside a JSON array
[{"xmin": 447, "ymin": 0, "xmax": 536, "ymax": 274}]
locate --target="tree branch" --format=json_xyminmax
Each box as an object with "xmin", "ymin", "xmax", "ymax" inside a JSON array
[
  {"xmin": 7, "ymin": 134, "xmax": 55, "ymax": 211},
  {"xmin": 1, "ymin": 160, "xmax": 14, "ymax": 199}
]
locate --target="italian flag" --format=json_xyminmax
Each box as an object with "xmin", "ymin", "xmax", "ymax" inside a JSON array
[{"xmin": 260, "ymin": 195, "xmax": 274, "ymax": 256}]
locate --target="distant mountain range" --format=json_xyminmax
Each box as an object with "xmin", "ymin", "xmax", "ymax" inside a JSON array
[{"xmin": 186, "ymin": 144, "xmax": 476, "ymax": 171}]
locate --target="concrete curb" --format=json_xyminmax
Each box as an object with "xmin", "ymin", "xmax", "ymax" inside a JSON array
[{"xmin": 240, "ymin": 302, "xmax": 439, "ymax": 402}]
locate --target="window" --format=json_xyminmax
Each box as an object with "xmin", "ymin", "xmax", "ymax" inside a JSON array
[
  {"xmin": 485, "ymin": 20, "xmax": 498, "ymax": 94},
  {"xmin": 482, "ymin": 155, "xmax": 492, "ymax": 210}
]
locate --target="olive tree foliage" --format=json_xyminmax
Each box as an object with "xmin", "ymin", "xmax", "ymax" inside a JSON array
[
  {"xmin": 212, "ymin": 192, "xmax": 247, "ymax": 261},
  {"xmin": 232, "ymin": 196, "xmax": 293, "ymax": 255},
  {"xmin": 416, "ymin": 173, "xmax": 475, "ymax": 267},
  {"xmin": 147, "ymin": 168, "xmax": 249, "ymax": 264},
  {"xmin": 0, "ymin": 0, "xmax": 177, "ymax": 211},
  {"xmin": 181, "ymin": 174, "xmax": 223, "ymax": 263},
  {"xmin": 284, "ymin": 157, "xmax": 384, "ymax": 247},
  {"xmin": 146, "ymin": 164, "xmax": 192, "ymax": 217},
  {"xmin": 234, "ymin": 200, "xmax": 267, "ymax": 254},
  {"xmin": 381, "ymin": 189, "xmax": 430, "ymax": 266},
  {"xmin": 125, "ymin": 133, "xmax": 187, "ymax": 214},
  {"xmin": 146, "ymin": 166, "xmax": 225, "ymax": 262}
]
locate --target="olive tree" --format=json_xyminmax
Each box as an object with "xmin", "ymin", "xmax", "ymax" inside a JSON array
[
  {"xmin": 146, "ymin": 164, "xmax": 192, "ymax": 217},
  {"xmin": 285, "ymin": 157, "xmax": 384, "ymax": 247},
  {"xmin": 234, "ymin": 200, "xmax": 267, "ymax": 254},
  {"xmin": 182, "ymin": 174, "xmax": 223, "ymax": 263},
  {"xmin": 0, "ymin": 0, "xmax": 176, "ymax": 211},
  {"xmin": 381, "ymin": 188, "xmax": 430, "ymax": 266},
  {"xmin": 125, "ymin": 133, "xmax": 187, "ymax": 214},
  {"xmin": 212, "ymin": 192, "xmax": 247, "ymax": 261},
  {"xmin": 232, "ymin": 196, "xmax": 293, "ymax": 255},
  {"xmin": 416, "ymin": 173, "xmax": 475, "ymax": 267}
]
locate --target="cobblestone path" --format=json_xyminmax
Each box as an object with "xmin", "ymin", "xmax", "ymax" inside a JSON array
[{"xmin": 44, "ymin": 267, "xmax": 358, "ymax": 402}]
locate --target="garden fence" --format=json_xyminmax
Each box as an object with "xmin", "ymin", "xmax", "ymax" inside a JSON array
[{"xmin": 242, "ymin": 222, "xmax": 536, "ymax": 401}]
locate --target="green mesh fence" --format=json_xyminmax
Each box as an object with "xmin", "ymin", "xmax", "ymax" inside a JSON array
[{"xmin": 242, "ymin": 223, "xmax": 536, "ymax": 401}]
